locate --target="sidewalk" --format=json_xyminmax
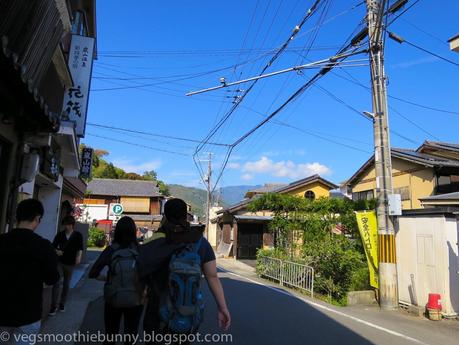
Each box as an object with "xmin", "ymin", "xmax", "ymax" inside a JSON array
[
  {"xmin": 217, "ymin": 258, "xmax": 459, "ymax": 345},
  {"xmin": 40, "ymin": 254, "xmax": 104, "ymax": 344}
]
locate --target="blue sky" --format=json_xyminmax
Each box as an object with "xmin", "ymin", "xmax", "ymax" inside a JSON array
[{"xmin": 83, "ymin": 0, "xmax": 459, "ymax": 189}]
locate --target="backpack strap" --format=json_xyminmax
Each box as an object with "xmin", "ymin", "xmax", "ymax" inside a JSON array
[{"xmin": 191, "ymin": 237, "xmax": 203, "ymax": 254}]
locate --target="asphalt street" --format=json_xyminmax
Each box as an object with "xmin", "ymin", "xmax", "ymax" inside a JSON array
[
  {"xmin": 74, "ymin": 251, "xmax": 459, "ymax": 345},
  {"xmin": 198, "ymin": 268, "xmax": 459, "ymax": 345}
]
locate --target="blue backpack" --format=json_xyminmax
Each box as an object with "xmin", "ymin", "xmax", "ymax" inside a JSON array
[{"xmin": 159, "ymin": 237, "xmax": 204, "ymax": 334}]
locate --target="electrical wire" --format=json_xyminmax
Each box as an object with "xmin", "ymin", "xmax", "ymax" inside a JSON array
[
  {"xmin": 330, "ymin": 69, "xmax": 442, "ymax": 140},
  {"xmin": 313, "ymin": 82, "xmax": 419, "ymax": 145},
  {"xmin": 85, "ymin": 133, "xmax": 191, "ymax": 156},
  {"xmin": 194, "ymin": 0, "xmax": 328, "ymax": 156},
  {"xmin": 388, "ymin": 31, "xmax": 459, "ymax": 68},
  {"xmin": 209, "ymin": 0, "xmax": 421, "ymax": 191},
  {"xmin": 86, "ymin": 123, "xmax": 231, "ymax": 147},
  {"xmin": 400, "ymin": 18, "xmax": 448, "ymax": 46}
]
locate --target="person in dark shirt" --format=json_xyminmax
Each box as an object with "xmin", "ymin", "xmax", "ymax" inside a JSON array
[
  {"xmin": 141, "ymin": 198, "xmax": 231, "ymax": 344},
  {"xmin": 50, "ymin": 216, "xmax": 83, "ymax": 315},
  {"xmin": 89, "ymin": 216, "xmax": 144, "ymax": 345},
  {"xmin": 0, "ymin": 199, "xmax": 59, "ymax": 344}
]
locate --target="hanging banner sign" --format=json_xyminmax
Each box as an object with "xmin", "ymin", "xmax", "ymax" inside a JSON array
[
  {"xmin": 80, "ymin": 147, "xmax": 93, "ymax": 179},
  {"xmin": 62, "ymin": 35, "xmax": 95, "ymax": 137},
  {"xmin": 355, "ymin": 210, "xmax": 379, "ymax": 289}
]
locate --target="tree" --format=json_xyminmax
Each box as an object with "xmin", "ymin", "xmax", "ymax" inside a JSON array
[
  {"xmin": 125, "ymin": 172, "xmax": 143, "ymax": 180},
  {"xmin": 142, "ymin": 170, "xmax": 157, "ymax": 181},
  {"xmin": 98, "ymin": 163, "xmax": 119, "ymax": 179},
  {"xmin": 157, "ymin": 180, "xmax": 170, "ymax": 196},
  {"xmin": 250, "ymin": 193, "xmax": 371, "ymax": 303}
]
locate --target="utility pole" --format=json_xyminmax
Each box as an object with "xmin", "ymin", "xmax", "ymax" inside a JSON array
[
  {"xmin": 366, "ymin": 0, "xmax": 398, "ymax": 310},
  {"xmin": 204, "ymin": 152, "xmax": 212, "ymax": 238}
]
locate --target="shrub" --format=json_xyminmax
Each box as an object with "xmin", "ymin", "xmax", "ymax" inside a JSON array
[
  {"xmin": 88, "ymin": 227, "xmax": 106, "ymax": 247},
  {"xmin": 302, "ymin": 235, "xmax": 364, "ymax": 302},
  {"xmin": 349, "ymin": 266, "xmax": 371, "ymax": 291}
]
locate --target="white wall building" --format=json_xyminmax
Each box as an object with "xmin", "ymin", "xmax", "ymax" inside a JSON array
[{"xmin": 396, "ymin": 209, "xmax": 459, "ymax": 316}]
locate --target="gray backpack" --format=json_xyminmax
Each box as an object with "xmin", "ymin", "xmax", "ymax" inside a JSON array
[{"xmin": 104, "ymin": 244, "xmax": 142, "ymax": 308}]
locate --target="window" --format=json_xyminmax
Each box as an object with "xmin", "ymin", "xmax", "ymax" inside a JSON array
[
  {"xmin": 304, "ymin": 190, "xmax": 315, "ymax": 200},
  {"xmin": 393, "ymin": 186, "xmax": 410, "ymax": 201},
  {"xmin": 352, "ymin": 189, "xmax": 374, "ymax": 201}
]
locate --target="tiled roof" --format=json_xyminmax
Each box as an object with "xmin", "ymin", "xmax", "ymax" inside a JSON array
[
  {"xmin": 87, "ymin": 178, "xmax": 161, "ymax": 197},
  {"xmin": 420, "ymin": 192, "xmax": 459, "ymax": 201},
  {"xmin": 220, "ymin": 175, "xmax": 337, "ymax": 214},
  {"xmin": 345, "ymin": 148, "xmax": 459, "ymax": 187},
  {"xmin": 248, "ymin": 183, "xmax": 287, "ymax": 194},
  {"xmin": 273, "ymin": 174, "xmax": 338, "ymax": 194},
  {"xmin": 417, "ymin": 141, "xmax": 459, "ymax": 153}
]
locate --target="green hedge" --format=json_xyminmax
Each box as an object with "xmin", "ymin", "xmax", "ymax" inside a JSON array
[{"xmin": 87, "ymin": 227, "xmax": 106, "ymax": 247}]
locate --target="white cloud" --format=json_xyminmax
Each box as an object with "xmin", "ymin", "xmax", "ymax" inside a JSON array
[
  {"xmin": 227, "ymin": 162, "xmax": 241, "ymax": 170},
  {"xmin": 242, "ymin": 156, "xmax": 331, "ymax": 180},
  {"xmin": 241, "ymin": 173, "xmax": 254, "ymax": 181},
  {"xmin": 111, "ymin": 158, "xmax": 161, "ymax": 174}
]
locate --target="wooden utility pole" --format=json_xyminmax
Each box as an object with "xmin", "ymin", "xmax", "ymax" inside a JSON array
[
  {"xmin": 205, "ymin": 152, "xmax": 212, "ymax": 237},
  {"xmin": 366, "ymin": 0, "xmax": 398, "ymax": 310}
]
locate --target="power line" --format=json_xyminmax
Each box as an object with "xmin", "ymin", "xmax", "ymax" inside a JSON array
[
  {"xmin": 86, "ymin": 123, "xmax": 231, "ymax": 147},
  {"xmin": 388, "ymin": 31, "xmax": 459, "ymax": 68},
  {"xmin": 314, "ymin": 82, "xmax": 419, "ymax": 145},
  {"xmin": 388, "ymin": 95, "xmax": 459, "ymax": 115},
  {"xmin": 194, "ymin": 0, "xmax": 327, "ymax": 154},
  {"xmin": 327, "ymin": 67, "xmax": 442, "ymax": 139},
  {"xmin": 85, "ymin": 133, "xmax": 191, "ymax": 156},
  {"xmin": 209, "ymin": 1, "xmax": 419, "ymax": 191},
  {"xmin": 194, "ymin": 0, "xmax": 329, "ymax": 189},
  {"xmin": 248, "ymin": 106, "xmax": 373, "ymax": 153},
  {"xmin": 91, "ymin": 51, "xmax": 279, "ymax": 91},
  {"xmin": 400, "ymin": 18, "xmax": 448, "ymax": 46}
]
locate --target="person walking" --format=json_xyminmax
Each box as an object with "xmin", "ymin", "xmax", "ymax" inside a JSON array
[
  {"xmin": 0, "ymin": 199, "xmax": 59, "ymax": 345},
  {"xmin": 50, "ymin": 216, "xmax": 83, "ymax": 315},
  {"xmin": 89, "ymin": 216, "xmax": 144, "ymax": 345},
  {"xmin": 140, "ymin": 198, "xmax": 231, "ymax": 344}
]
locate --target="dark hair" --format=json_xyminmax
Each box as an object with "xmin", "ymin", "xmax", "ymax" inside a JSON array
[
  {"xmin": 113, "ymin": 216, "xmax": 137, "ymax": 247},
  {"xmin": 164, "ymin": 198, "xmax": 188, "ymax": 225},
  {"xmin": 16, "ymin": 199, "xmax": 44, "ymax": 222},
  {"xmin": 62, "ymin": 216, "xmax": 76, "ymax": 226}
]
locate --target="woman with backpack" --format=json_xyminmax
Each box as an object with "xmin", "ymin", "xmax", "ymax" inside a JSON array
[{"xmin": 89, "ymin": 216, "xmax": 144, "ymax": 345}]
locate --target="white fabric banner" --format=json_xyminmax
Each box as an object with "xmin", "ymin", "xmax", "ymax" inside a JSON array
[{"xmin": 63, "ymin": 35, "xmax": 95, "ymax": 137}]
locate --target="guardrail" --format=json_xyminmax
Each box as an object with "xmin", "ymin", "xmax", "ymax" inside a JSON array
[{"xmin": 258, "ymin": 255, "xmax": 314, "ymax": 297}]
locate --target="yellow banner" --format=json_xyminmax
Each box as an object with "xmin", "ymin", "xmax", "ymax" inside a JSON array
[{"xmin": 355, "ymin": 210, "xmax": 379, "ymax": 288}]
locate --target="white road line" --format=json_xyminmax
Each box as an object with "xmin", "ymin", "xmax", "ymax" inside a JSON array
[{"xmin": 218, "ymin": 267, "xmax": 428, "ymax": 345}]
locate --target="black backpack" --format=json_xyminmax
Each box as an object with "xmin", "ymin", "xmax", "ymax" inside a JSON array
[{"xmin": 104, "ymin": 244, "xmax": 142, "ymax": 308}]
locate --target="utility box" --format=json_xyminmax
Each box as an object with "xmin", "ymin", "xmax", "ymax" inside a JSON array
[{"xmin": 388, "ymin": 193, "xmax": 402, "ymax": 216}]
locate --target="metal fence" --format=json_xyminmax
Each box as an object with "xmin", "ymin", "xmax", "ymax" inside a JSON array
[{"xmin": 258, "ymin": 255, "xmax": 314, "ymax": 297}]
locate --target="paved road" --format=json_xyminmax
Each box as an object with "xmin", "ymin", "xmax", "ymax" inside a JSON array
[
  {"xmin": 75, "ymin": 253, "xmax": 459, "ymax": 345},
  {"xmin": 197, "ymin": 267, "xmax": 459, "ymax": 345}
]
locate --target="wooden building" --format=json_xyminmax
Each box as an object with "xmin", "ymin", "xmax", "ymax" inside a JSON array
[
  {"xmin": 344, "ymin": 142, "xmax": 459, "ymax": 210},
  {"xmin": 82, "ymin": 178, "xmax": 166, "ymax": 228},
  {"xmin": 214, "ymin": 175, "xmax": 338, "ymax": 259}
]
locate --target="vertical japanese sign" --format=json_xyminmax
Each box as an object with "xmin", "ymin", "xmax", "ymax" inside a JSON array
[
  {"xmin": 355, "ymin": 210, "xmax": 379, "ymax": 288},
  {"xmin": 63, "ymin": 35, "xmax": 95, "ymax": 137},
  {"xmin": 80, "ymin": 147, "xmax": 93, "ymax": 179}
]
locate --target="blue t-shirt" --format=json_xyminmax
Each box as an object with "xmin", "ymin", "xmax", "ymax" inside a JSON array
[{"xmin": 197, "ymin": 237, "xmax": 216, "ymax": 265}]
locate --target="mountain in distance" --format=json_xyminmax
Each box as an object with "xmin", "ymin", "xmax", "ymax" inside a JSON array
[
  {"xmin": 168, "ymin": 184, "xmax": 207, "ymax": 217},
  {"xmin": 217, "ymin": 185, "xmax": 260, "ymax": 206},
  {"xmin": 167, "ymin": 184, "xmax": 259, "ymax": 216}
]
